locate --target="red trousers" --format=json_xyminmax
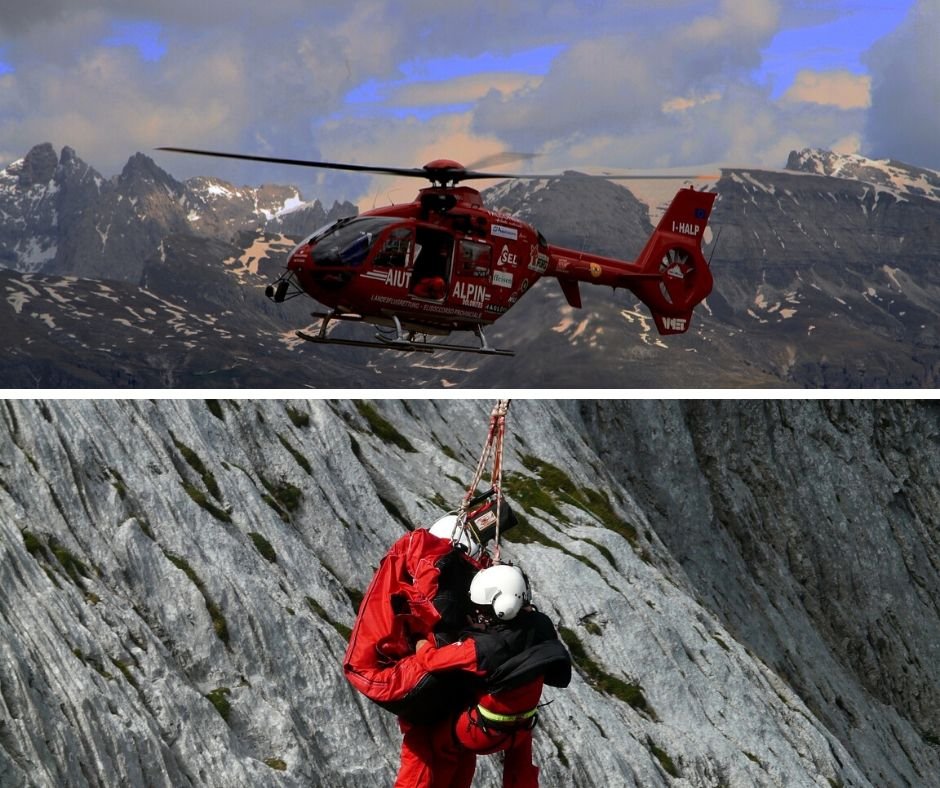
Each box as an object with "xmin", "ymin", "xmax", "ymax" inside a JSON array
[{"xmin": 394, "ymin": 712, "xmax": 539, "ymax": 788}]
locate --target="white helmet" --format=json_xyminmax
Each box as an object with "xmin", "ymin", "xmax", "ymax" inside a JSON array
[
  {"xmin": 428, "ymin": 514, "xmax": 482, "ymax": 559},
  {"xmin": 469, "ymin": 564, "xmax": 530, "ymax": 620}
]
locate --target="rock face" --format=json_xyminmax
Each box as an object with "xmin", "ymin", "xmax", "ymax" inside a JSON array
[
  {"xmin": 1, "ymin": 399, "xmax": 938, "ymax": 786},
  {"xmin": 485, "ymin": 171, "xmax": 655, "ymax": 259}
]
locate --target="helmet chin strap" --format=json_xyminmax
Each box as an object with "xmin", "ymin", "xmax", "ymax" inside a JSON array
[{"xmin": 461, "ymin": 400, "xmax": 511, "ymax": 562}]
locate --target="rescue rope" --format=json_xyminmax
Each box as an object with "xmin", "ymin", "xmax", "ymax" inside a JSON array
[{"xmin": 461, "ymin": 399, "xmax": 510, "ymax": 561}]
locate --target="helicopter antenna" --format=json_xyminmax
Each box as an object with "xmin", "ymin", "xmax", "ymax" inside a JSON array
[{"xmin": 706, "ymin": 226, "xmax": 723, "ymax": 268}]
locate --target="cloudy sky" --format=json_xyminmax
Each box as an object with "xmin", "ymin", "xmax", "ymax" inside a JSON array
[{"xmin": 0, "ymin": 0, "xmax": 937, "ymax": 205}]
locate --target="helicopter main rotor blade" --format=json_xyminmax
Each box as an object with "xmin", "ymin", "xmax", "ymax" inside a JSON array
[
  {"xmin": 156, "ymin": 147, "xmax": 433, "ymax": 179},
  {"xmin": 158, "ymin": 146, "xmax": 719, "ymax": 183},
  {"xmin": 457, "ymin": 170, "xmax": 720, "ymax": 181}
]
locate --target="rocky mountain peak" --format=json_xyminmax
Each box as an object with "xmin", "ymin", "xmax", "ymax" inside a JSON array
[
  {"xmin": 59, "ymin": 145, "xmax": 78, "ymax": 166},
  {"xmin": 119, "ymin": 152, "xmax": 181, "ymax": 194},
  {"xmin": 786, "ymin": 147, "xmax": 940, "ymax": 202},
  {"xmin": 17, "ymin": 142, "xmax": 59, "ymax": 188}
]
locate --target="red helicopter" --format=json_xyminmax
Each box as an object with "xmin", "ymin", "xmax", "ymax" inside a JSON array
[{"xmin": 159, "ymin": 147, "xmax": 718, "ymax": 356}]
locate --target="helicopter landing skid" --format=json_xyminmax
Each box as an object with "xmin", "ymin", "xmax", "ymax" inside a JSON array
[
  {"xmin": 296, "ymin": 331, "xmax": 434, "ymax": 353},
  {"xmin": 295, "ymin": 331, "xmax": 515, "ymax": 356},
  {"xmin": 297, "ymin": 313, "xmax": 514, "ymax": 356},
  {"xmin": 375, "ymin": 334, "xmax": 515, "ymax": 356}
]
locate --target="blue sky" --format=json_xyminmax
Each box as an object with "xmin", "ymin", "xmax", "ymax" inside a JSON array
[
  {"xmin": 343, "ymin": 44, "xmax": 567, "ymax": 120},
  {"xmin": 755, "ymin": 1, "xmax": 913, "ymax": 97},
  {"xmin": 102, "ymin": 21, "xmax": 167, "ymax": 63},
  {"xmin": 0, "ymin": 0, "xmax": 933, "ymax": 203}
]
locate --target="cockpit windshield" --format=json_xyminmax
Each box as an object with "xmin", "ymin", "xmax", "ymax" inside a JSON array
[{"xmin": 309, "ymin": 216, "xmax": 400, "ymax": 267}]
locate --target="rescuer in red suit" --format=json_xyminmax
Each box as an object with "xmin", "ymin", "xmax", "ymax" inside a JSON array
[
  {"xmin": 390, "ymin": 517, "xmax": 488, "ymax": 788},
  {"xmin": 342, "ymin": 501, "xmax": 532, "ymax": 787},
  {"xmin": 342, "ymin": 513, "xmax": 494, "ymax": 788},
  {"xmin": 408, "ymin": 564, "xmax": 573, "ymax": 787},
  {"xmin": 344, "ymin": 514, "xmax": 489, "ymax": 715}
]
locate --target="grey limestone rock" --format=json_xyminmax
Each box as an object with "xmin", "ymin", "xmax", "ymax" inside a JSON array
[{"xmin": 0, "ymin": 399, "xmax": 937, "ymax": 786}]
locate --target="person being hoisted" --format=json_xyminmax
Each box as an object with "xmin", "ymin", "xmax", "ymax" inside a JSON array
[
  {"xmin": 417, "ymin": 563, "xmax": 572, "ymax": 787},
  {"xmin": 343, "ymin": 491, "xmax": 521, "ymax": 787},
  {"xmin": 342, "ymin": 489, "xmax": 516, "ymax": 723}
]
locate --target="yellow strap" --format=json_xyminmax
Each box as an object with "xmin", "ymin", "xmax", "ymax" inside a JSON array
[{"xmin": 476, "ymin": 704, "xmax": 537, "ymax": 724}]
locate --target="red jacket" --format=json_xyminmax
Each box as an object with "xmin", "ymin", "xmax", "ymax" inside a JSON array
[{"xmin": 343, "ymin": 530, "xmax": 486, "ymax": 722}]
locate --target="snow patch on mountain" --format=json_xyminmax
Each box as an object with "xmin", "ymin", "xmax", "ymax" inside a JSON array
[{"xmin": 14, "ymin": 237, "xmax": 57, "ymax": 269}]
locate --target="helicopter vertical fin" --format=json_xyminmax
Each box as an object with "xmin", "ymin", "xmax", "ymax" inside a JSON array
[{"xmin": 629, "ymin": 187, "xmax": 717, "ymax": 334}]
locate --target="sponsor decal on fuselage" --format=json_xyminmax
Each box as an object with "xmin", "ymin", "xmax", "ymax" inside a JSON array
[
  {"xmin": 498, "ymin": 244, "xmax": 519, "ymax": 266},
  {"xmin": 527, "ymin": 245, "xmax": 549, "ymax": 274},
  {"xmin": 491, "ymin": 224, "xmax": 519, "ymax": 241},
  {"xmin": 491, "ymin": 270, "xmax": 514, "ymax": 289},
  {"xmin": 660, "ymin": 316, "xmax": 687, "ymax": 331},
  {"xmin": 452, "ymin": 280, "xmax": 490, "ymax": 307},
  {"xmin": 384, "ymin": 268, "xmax": 411, "ymax": 288}
]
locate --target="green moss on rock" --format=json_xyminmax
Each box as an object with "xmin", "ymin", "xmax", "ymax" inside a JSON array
[
  {"xmin": 259, "ymin": 475, "xmax": 303, "ymax": 519},
  {"xmin": 285, "ymin": 405, "xmax": 310, "ymax": 428},
  {"xmin": 355, "ymin": 402, "xmax": 417, "ymax": 453},
  {"xmin": 182, "ymin": 482, "xmax": 232, "ymax": 524},
  {"xmin": 509, "ymin": 454, "xmax": 638, "ymax": 546},
  {"xmin": 164, "ymin": 551, "xmax": 230, "ymax": 647},
  {"xmin": 170, "ymin": 433, "xmax": 222, "ymax": 502},
  {"xmin": 305, "ymin": 596, "xmax": 352, "ymax": 640},
  {"xmin": 648, "ymin": 739, "xmax": 680, "ymax": 778},
  {"xmin": 205, "ymin": 400, "xmax": 225, "ymax": 421},
  {"xmin": 206, "ymin": 686, "xmax": 232, "ymax": 722},
  {"xmin": 277, "ymin": 434, "xmax": 313, "ymax": 475},
  {"xmin": 559, "ymin": 626, "xmax": 653, "ymax": 716},
  {"xmin": 249, "ymin": 532, "xmax": 277, "ymax": 563}
]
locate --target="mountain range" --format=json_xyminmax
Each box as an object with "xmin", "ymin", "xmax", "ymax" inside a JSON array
[
  {"xmin": 1, "ymin": 143, "xmax": 939, "ymax": 388},
  {"xmin": 2, "ymin": 399, "xmax": 938, "ymax": 786}
]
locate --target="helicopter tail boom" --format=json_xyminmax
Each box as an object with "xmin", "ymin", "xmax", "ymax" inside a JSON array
[{"xmin": 546, "ymin": 186, "xmax": 717, "ymax": 335}]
